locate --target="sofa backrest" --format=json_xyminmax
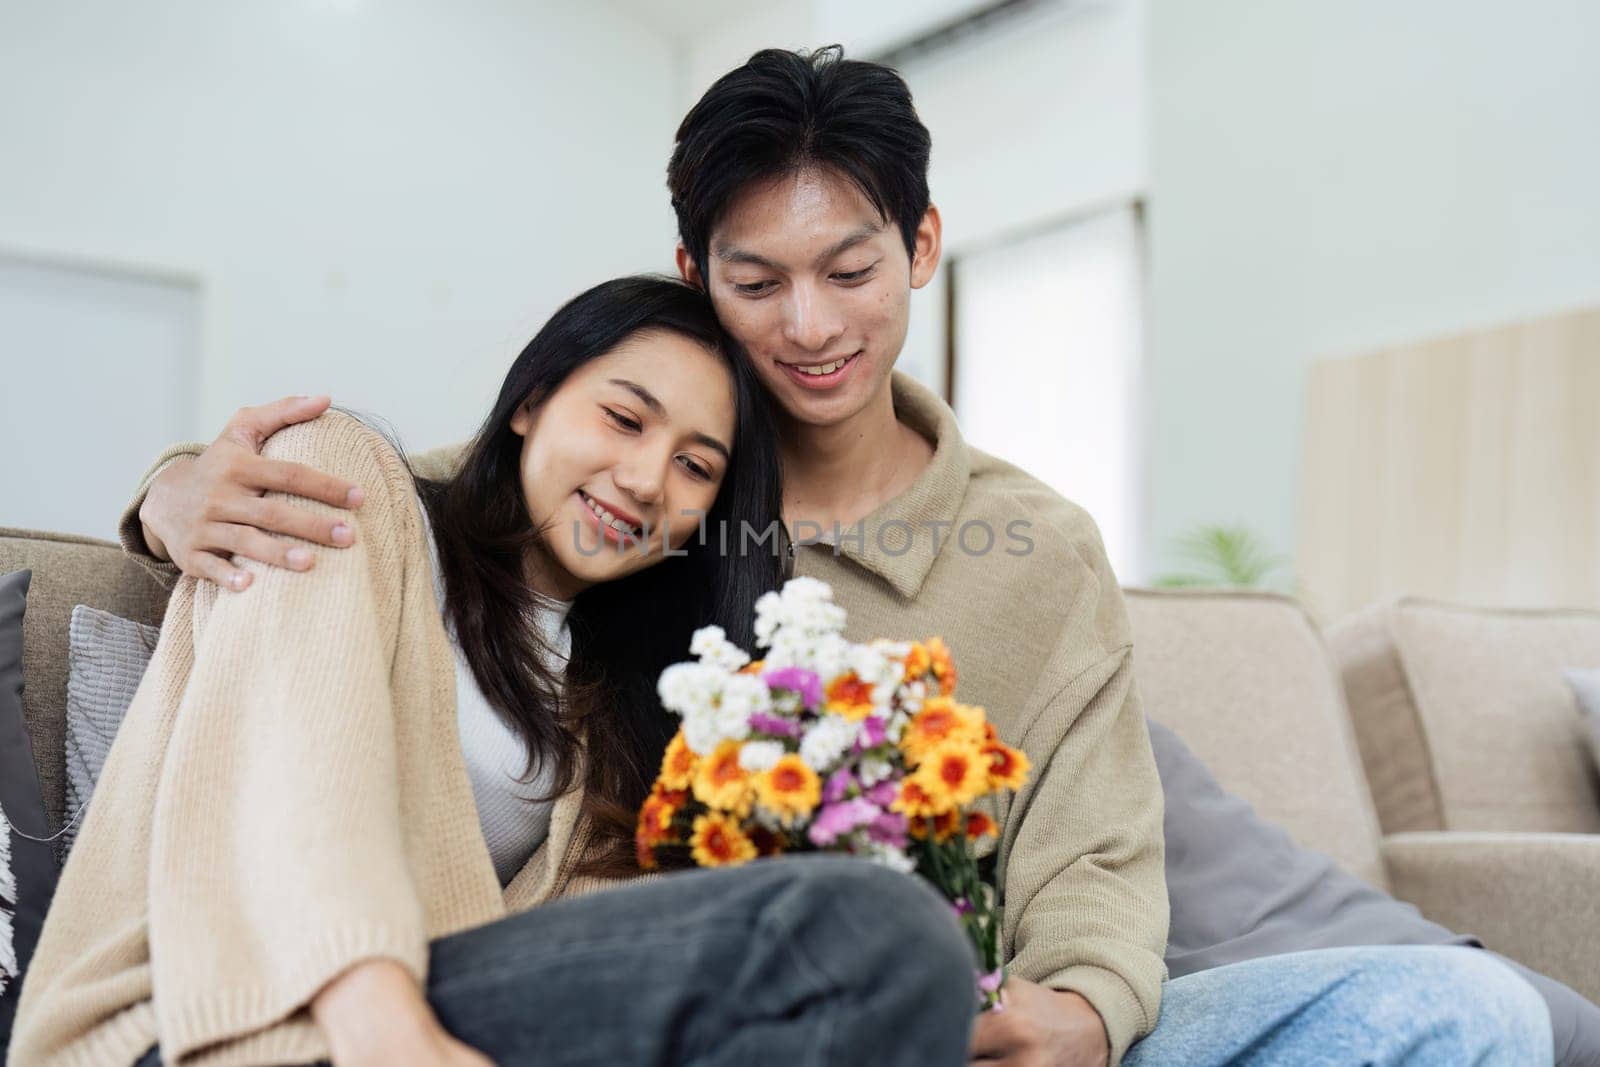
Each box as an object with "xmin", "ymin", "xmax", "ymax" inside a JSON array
[
  {"xmin": 1327, "ymin": 599, "xmax": 1600, "ymax": 835},
  {"xmin": 0, "ymin": 528, "xmax": 169, "ymax": 831},
  {"xmin": 1124, "ymin": 588, "xmax": 1389, "ymax": 889}
]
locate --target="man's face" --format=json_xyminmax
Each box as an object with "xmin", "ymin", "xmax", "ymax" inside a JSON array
[{"xmin": 682, "ymin": 167, "xmax": 940, "ymax": 430}]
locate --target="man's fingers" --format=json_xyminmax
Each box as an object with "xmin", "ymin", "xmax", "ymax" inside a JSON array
[
  {"xmin": 251, "ymin": 457, "xmax": 364, "ymax": 509},
  {"xmin": 181, "ymin": 548, "xmax": 252, "ymax": 592},
  {"xmin": 223, "ymin": 496, "xmax": 356, "ymax": 549},
  {"xmin": 968, "ymin": 1011, "xmax": 1018, "ymax": 1060},
  {"xmin": 224, "ymin": 395, "xmax": 332, "ymax": 451},
  {"xmin": 210, "ymin": 522, "xmax": 316, "ymax": 572}
]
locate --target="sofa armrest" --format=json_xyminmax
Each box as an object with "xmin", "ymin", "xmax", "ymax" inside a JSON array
[{"xmin": 1382, "ymin": 831, "xmax": 1600, "ymax": 1003}]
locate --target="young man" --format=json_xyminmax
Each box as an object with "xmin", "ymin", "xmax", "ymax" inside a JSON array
[{"xmin": 125, "ymin": 48, "xmax": 1551, "ymax": 1066}]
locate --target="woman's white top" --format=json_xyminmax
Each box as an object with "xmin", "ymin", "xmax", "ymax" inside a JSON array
[{"xmin": 418, "ymin": 497, "xmax": 567, "ymax": 886}]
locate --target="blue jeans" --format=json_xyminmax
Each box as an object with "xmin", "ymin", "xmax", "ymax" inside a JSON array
[
  {"xmin": 1126, "ymin": 944, "xmax": 1554, "ymax": 1066},
  {"xmin": 135, "ymin": 856, "xmax": 976, "ymax": 1066}
]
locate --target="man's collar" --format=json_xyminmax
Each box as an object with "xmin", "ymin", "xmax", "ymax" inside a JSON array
[{"xmin": 810, "ymin": 371, "xmax": 970, "ymax": 600}]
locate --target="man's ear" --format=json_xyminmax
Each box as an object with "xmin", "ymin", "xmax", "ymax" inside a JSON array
[
  {"xmin": 675, "ymin": 244, "xmax": 705, "ymax": 291},
  {"xmin": 910, "ymin": 204, "xmax": 943, "ymax": 290}
]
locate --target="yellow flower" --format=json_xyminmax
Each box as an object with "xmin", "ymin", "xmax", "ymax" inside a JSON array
[
  {"xmin": 739, "ymin": 658, "xmax": 767, "ymax": 675},
  {"xmin": 754, "ymin": 755, "xmax": 822, "ymax": 824},
  {"xmin": 908, "ymin": 808, "xmax": 961, "ymax": 843},
  {"xmin": 900, "ymin": 697, "xmax": 985, "ymax": 764},
  {"xmin": 892, "ymin": 777, "xmax": 951, "ymax": 819},
  {"xmin": 903, "ymin": 641, "xmax": 932, "ymax": 680},
  {"xmin": 825, "ymin": 672, "xmax": 876, "ymax": 721},
  {"xmin": 965, "ymin": 811, "xmax": 999, "ymax": 839},
  {"xmin": 911, "ymin": 741, "xmax": 989, "ymax": 810},
  {"xmin": 692, "ymin": 740, "xmax": 753, "ymax": 817},
  {"xmin": 658, "ymin": 730, "xmax": 698, "ymax": 791},
  {"xmin": 927, "ymin": 636, "xmax": 958, "ymax": 695},
  {"xmin": 635, "ymin": 786, "xmax": 687, "ymax": 870},
  {"xmin": 690, "ymin": 812, "xmax": 758, "ymax": 868},
  {"xmin": 983, "ymin": 740, "xmax": 1031, "ymax": 792}
]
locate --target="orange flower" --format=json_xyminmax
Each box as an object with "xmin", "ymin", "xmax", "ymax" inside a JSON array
[
  {"xmin": 635, "ymin": 834, "xmax": 658, "ymax": 870},
  {"xmin": 690, "ymin": 812, "xmax": 758, "ymax": 868},
  {"xmin": 926, "ymin": 637, "xmax": 958, "ymax": 695},
  {"xmin": 754, "ymin": 754, "xmax": 822, "ymax": 824},
  {"xmin": 965, "ymin": 811, "xmax": 999, "ymax": 839},
  {"xmin": 983, "ymin": 740, "xmax": 1031, "ymax": 792},
  {"xmin": 692, "ymin": 740, "xmax": 753, "ymax": 817},
  {"xmin": 909, "ymin": 808, "xmax": 961, "ymax": 843},
  {"xmin": 738, "ymin": 658, "xmax": 767, "ymax": 675},
  {"xmin": 911, "ymin": 741, "xmax": 989, "ymax": 809},
  {"xmin": 825, "ymin": 672, "xmax": 876, "ymax": 721},
  {"xmin": 658, "ymin": 730, "xmax": 698, "ymax": 791},
  {"xmin": 903, "ymin": 641, "xmax": 932, "ymax": 679},
  {"xmin": 900, "ymin": 698, "xmax": 985, "ymax": 764},
  {"xmin": 892, "ymin": 777, "xmax": 951, "ymax": 819}
]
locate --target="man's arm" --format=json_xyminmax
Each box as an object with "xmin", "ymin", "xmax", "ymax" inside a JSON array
[
  {"xmin": 975, "ymin": 525, "xmax": 1169, "ymax": 1067},
  {"xmin": 124, "ymin": 396, "xmax": 470, "ymax": 592}
]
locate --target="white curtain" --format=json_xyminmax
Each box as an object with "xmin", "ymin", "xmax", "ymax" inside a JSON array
[{"xmin": 951, "ymin": 207, "xmax": 1145, "ymax": 582}]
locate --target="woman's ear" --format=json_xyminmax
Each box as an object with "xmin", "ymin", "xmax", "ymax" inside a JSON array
[{"xmin": 509, "ymin": 399, "xmax": 534, "ymax": 438}]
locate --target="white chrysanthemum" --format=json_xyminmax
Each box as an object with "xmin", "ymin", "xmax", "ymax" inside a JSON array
[
  {"xmin": 656, "ymin": 661, "xmax": 723, "ymax": 719},
  {"xmin": 753, "ymin": 590, "xmax": 784, "ymax": 647},
  {"xmin": 737, "ymin": 740, "xmax": 786, "ymax": 773},
  {"xmin": 860, "ymin": 843, "xmax": 917, "ymax": 874},
  {"xmin": 849, "ymin": 645, "xmax": 904, "ymax": 695},
  {"xmin": 718, "ymin": 673, "xmax": 771, "ymax": 723},
  {"xmin": 690, "ymin": 625, "xmax": 751, "ymax": 672},
  {"xmin": 857, "ymin": 756, "xmax": 894, "ymax": 786},
  {"xmin": 799, "ymin": 713, "xmax": 859, "ymax": 772}
]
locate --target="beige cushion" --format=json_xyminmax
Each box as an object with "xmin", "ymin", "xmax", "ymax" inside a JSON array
[
  {"xmin": 1332, "ymin": 599, "xmax": 1600, "ymax": 835},
  {"xmin": 1324, "ymin": 605, "xmax": 1447, "ymax": 834},
  {"xmin": 0, "ymin": 529, "xmax": 169, "ymax": 831},
  {"xmin": 1124, "ymin": 588, "xmax": 1387, "ymax": 888}
]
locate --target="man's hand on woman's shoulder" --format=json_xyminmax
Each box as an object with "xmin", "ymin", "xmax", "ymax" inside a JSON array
[{"xmin": 140, "ymin": 395, "xmax": 366, "ymax": 590}]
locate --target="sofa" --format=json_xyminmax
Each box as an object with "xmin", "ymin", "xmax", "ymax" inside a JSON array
[{"xmin": 4, "ymin": 527, "xmax": 1597, "ymax": 1008}]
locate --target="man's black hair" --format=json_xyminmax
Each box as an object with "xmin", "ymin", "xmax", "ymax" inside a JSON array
[{"xmin": 667, "ymin": 45, "xmax": 932, "ymax": 278}]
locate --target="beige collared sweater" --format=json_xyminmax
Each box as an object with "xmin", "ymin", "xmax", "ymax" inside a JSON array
[
  {"xmin": 47, "ymin": 373, "xmax": 1168, "ymax": 1065},
  {"xmin": 11, "ymin": 413, "xmax": 621, "ymax": 1067}
]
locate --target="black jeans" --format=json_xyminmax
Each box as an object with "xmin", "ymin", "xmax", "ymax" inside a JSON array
[{"xmin": 136, "ymin": 855, "xmax": 976, "ymax": 1066}]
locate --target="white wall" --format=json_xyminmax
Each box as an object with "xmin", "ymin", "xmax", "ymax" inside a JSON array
[
  {"xmin": 1146, "ymin": 0, "xmax": 1600, "ymax": 579},
  {"xmin": 0, "ymin": 0, "xmax": 682, "ymax": 473}
]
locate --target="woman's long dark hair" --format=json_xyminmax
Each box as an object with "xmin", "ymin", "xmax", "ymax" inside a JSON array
[{"xmin": 417, "ymin": 276, "xmax": 783, "ymax": 876}]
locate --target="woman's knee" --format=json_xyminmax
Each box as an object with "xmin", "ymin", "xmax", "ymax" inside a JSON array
[{"xmin": 772, "ymin": 858, "xmax": 975, "ymax": 996}]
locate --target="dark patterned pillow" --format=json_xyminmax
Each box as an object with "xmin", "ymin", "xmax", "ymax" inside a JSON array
[{"xmin": 1, "ymin": 570, "xmax": 60, "ymax": 1044}]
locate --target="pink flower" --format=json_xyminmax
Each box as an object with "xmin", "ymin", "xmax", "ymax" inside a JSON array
[
  {"xmin": 865, "ymin": 810, "xmax": 908, "ymax": 848},
  {"xmin": 857, "ymin": 715, "xmax": 888, "ymax": 748},
  {"xmin": 823, "ymin": 767, "xmax": 856, "ymax": 804},
  {"xmin": 807, "ymin": 797, "xmax": 879, "ymax": 847},
  {"xmin": 864, "ymin": 779, "xmax": 899, "ymax": 808},
  {"xmin": 763, "ymin": 666, "xmax": 823, "ymax": 708},
  {"xmin": 748, "ymin": 712, "xmax": 802, "ymax": 739}
]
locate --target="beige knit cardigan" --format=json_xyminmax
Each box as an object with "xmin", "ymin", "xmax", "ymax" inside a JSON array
[{"xmin": 11, "ymin": 413, "xmax": 626, "ymax": 1067}]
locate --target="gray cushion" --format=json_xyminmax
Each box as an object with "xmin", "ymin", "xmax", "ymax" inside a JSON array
[
  {"xmin": 1, "ymin": 570, "xmax": 60, "ymax": 1045},
  {"xmin": 1565, "ymin": 668, "xmax": 1600, "ymax": 780},
  {"xmin": 1152, "ymin": 717, "xmax": 1600, "ymax": 1066},
  {"xmin": 61, "ymin": 605, "xmax": 158, "ymax": 852}
]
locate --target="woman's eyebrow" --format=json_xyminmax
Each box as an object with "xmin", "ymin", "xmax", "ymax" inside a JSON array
[{"xmin": 608, "ymin": 378, "xmax": 731, "ymax": 461}]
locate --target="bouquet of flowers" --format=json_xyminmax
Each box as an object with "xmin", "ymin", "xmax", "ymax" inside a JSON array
[{"xmin": 635, "ymin": 577, "xmax": 1030, "ymax": 1011}]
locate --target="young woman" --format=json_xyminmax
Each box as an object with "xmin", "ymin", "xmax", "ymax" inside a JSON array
[{"xmin": 12, "ymin": 277, "xmax": 975, "ymax": 1067}]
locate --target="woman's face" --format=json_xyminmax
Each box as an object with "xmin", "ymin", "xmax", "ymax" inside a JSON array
[{"xmin": 510, "ymin": 328, "xmax": 736, "ymax": 599}]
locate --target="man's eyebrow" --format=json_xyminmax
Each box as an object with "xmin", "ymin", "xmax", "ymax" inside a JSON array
[
  {"xmin": 714, "ymin": 222, "xmax": 883, "ymax": 272},
  {"xmin": 608, "ymin": 378, "xmax": 730, "ymax": 461}
]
